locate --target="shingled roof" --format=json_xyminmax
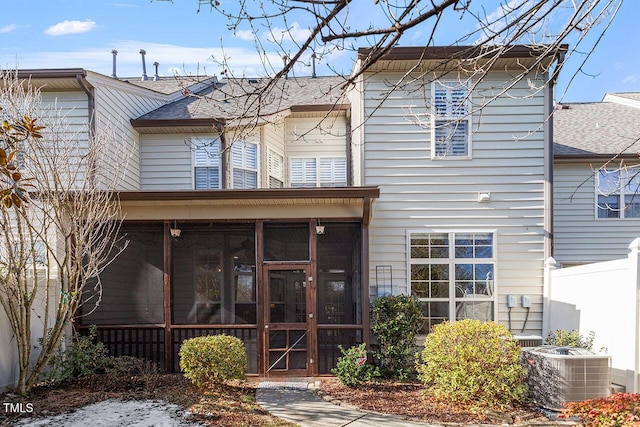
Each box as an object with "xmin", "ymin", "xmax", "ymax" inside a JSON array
[
  {"xmin": 553, "ymin": 99, "xmax": 640, "ymax": 158},
  {"xmin": 131, "ymin": 76, "xmax": 348, "ymax": 126}
]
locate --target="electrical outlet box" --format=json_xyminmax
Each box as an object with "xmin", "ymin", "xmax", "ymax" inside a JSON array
[
  {"xmin": 521, "ymin": 295, "xmax": 532, "ymax": 308},
  {"xmin": 507, "ymin": 295, "xmax": 518, "ymax": 308}
]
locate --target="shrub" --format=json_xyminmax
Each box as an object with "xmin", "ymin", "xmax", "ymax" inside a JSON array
[
  {"xmin": 371, "ymin": 294, "xmax": 423, "ymax": 378},
  {"xmin": 546, "ymin": 329, "xmax": 595, "ymax": 350},
  {"xmin": 179, "ymin": 334, "xmax": 247, "ymax": 387},
  {"xmin": 45, "ymin": 325, "xmax": 110, "ymax": 383},
  {"xmin": 559, "ymin": 393, "xmax": 640, "ymax": 426},
  {"xmin": 105, "ymin": 356, "xmax": 161, "ymax": 392},
  {"xmin": 416, "ymin": 319, "xmax": 526, "ymax": 409},
  {"xmin": 332, "ymin": 343, "xmax": 379, "ymax": 387}
]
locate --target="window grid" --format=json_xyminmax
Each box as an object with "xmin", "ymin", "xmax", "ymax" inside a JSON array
[
  {"xmin": 409, "ymin": 231, "xmax": 495, "ymax": 333},
  {"xmin": 597, "ymin": 169, "xmax": 640, "ymax": 218}
]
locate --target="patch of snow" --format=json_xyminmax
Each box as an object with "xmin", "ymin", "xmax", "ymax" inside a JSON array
[{"xmin": 15, "ymin": 399, "xmax": 205, "ymax": 427}]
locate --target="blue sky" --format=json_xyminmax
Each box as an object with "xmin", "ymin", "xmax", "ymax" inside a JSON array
[{"xmin": 0, "ymin": 0, "xmax": 638, "ymax": 102}]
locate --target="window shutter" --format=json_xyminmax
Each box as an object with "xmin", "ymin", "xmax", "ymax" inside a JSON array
[
  {"xmin": 434, "ymin": 121, "xmax": 468, "ymax": 157},
  {"xmin": 231, "ymin": 141, "xmax": 258, "ymax": 189},
  {"xmin": 194, "ymin": 140, "xmax": 221, "ymax": 167},
  {"xmin": 319, "ymin": 158, "xmax": 347, "ymax": 187},
  {"xmin": 195, "ymin": 166, "xmax": 220, "ymax": 189},
  {"xmin": 267, "ymin": 150, "xmax": 284, "ymax": 187},
  {"xmin": 290, "ymin": 158, "xmax": 316, "ymax": 187},
  {"xmin": 194, "ymin": 140, "xmax": 221, "ymax": 189},
  {"xmin": 434, "ymin": 84, "xmax": 448, "ymax": 116}
]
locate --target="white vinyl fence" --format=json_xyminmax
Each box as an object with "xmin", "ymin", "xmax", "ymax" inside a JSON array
[{"xmin": 544, "ymin": 238, "xmax": 640, "ymax": 393}]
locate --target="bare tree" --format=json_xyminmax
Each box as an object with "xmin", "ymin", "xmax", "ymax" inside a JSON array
[
  {"xmin": 0, "ymin": 71, "xmax": 126, "ymax": 395},
  {"xmin": 153, "ymin": 0, "xmax": 624, "ymax": 151}
]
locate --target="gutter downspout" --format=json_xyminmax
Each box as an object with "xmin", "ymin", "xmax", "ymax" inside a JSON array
[
  {"xmin": 75, "ymin": 72, "xmax": 95, "ymax": 140},
  {"xmin": 217, "ymin": 123, "xmax": 228, "ymax": 189},
  {"xmin": 346, "ymin": 107, "xmax": 353, "ymax": 186},
  {"xmin": 76, "ymin": 72, "xmax": 97, "ymax": 187}
]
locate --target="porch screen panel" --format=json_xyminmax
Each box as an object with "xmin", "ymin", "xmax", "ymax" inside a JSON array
[
  {"xmin": 82, "ymin": 223, "xmax": 164, "ymax": 325},
  {"xmin": 172, "ymin": 223, "xmax": 256, "ymax": 325},
  {"xmin": 263, "ymin": 222, "xmax": 310, "ymax": 261},
  {"xmin": 316, "ymin": 222, "xmax": 362, "ymax": 325}
]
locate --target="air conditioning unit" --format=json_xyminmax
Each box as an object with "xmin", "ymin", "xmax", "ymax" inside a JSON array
[
  {"xmin": 513, "ymin": 334, "xmax": 543, "ymax": 348},
  {"xmin": 523, "ymin": 346, "xmax": 611, "ymax": 411}
]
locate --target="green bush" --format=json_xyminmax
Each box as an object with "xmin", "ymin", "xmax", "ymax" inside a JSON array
[
  {"xmin": 416, "ymin": 319, "xmax": 526, "ymax": 409},
  {"xmin": 179, "ymin": 334, "xmax": 247, "ymax": 387},
  {"xmin": 332, "ymin": 343, "xmax": 379, "ymax": 387},
  {"xmin": 560, "ymin": 393, "xmax": 640, "ymax": 426},
  {"xmin": 45, "ymin": 325, "xmax": 110, "ymax": 383},
  {"xmin": 371, "ymin": 294, "xmax": 423, "ymax": 378},
  {"xmin": 546, "ymin": 329, "xmax": 594, "ymax": 350}
]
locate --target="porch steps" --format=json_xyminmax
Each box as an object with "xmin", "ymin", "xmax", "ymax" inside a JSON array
[{"xmin": 257, "ymin": 378, "xmax": 317, "ymax": 390}]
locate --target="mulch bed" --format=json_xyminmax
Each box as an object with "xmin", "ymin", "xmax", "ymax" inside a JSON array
[{"xmin": 318, "ymin": 377, "xmax": 553, "ymax": 425}]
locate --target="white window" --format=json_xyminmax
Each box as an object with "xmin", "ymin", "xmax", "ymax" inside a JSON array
[
  {"xmin": 231, "ymin": 141, "xmax": 258, "ymax": 189},
  {"xmin": 194, "ymin": 141, "xmax": 221, "ymax": 190},
  {"xmin": 290, "ymin": 157, "xmax": 346, "ymax": 188},
  {"xmin": 432, "ymin": 81, "xmax": 471, "ymax": 158},
  {"xmin": 408, "ymin": 231, "xmax": 495, "ymax": 334},
  {"xmin": 267, "ymin": 149, "xmax": 284, "ymax": 188},
  {"xmin": 597, "ymin": 169, "xmax": 640, "ymax": 218}
]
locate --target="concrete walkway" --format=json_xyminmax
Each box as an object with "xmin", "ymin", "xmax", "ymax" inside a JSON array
[{"xmin": 256, "ymin": 379, "xmax": 442, "ymax": 427}]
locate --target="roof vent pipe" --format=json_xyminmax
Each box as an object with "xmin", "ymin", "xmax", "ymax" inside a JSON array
[
  {"xmin": 111, "ymin": 50, "xmax": 118, "ymax": 79},
  {"xmin": 311, "ymin": 53, "xmax": 316, "ymax": 78},
  {"xmin": 153, "ymin": 62, "xmax": 160, "ymax": 81},
  {"xmin": 282, "ymin": 55, "xmax": 289, "ymax": 79},
  {"xmin": 139, "ymin": 49, "xmax": 148, "ymax": 81}
]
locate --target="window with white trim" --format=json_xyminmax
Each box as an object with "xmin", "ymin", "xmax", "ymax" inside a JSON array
[
  {"xmin": 432, "ymin": 81, "xmax": 471, "ymax": 158},
  {"xmin": 409, "ymin": 231, "xmax": 495, "ymax": 334},
  {"xmin": 290, "ymin": 157, "xmax": 346, "ymax": 188},
  {"xmin": 267, "ymin": 149, "xmax": 284, "ymax": 188},
  {"xmin": 194, "ymin": 141, "xmax": 221, "ymax": 190},
  {"xmin": 597, "ymin": 169, "xmax": 640, "ymax": 218},
  {"xmin": 231, "ymin": 141, "xmax": 258, "ymax": 189}
]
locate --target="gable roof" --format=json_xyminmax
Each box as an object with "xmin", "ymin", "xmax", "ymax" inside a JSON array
[
  {"xmin": 553, "ymin": 100, "xmax": 640, "ymax": 158},
  {"xmin": 131, "ymin": 75, "xmax": 348, "ymax": 129}
]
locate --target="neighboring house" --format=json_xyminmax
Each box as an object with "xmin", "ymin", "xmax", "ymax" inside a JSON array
[
  {"xmin": 553, "ymin": 92, "xmax": 640, "ymax": 265},
  {"xmin": 1, "ymin": 45, "xmax": 563, "ymax": 386}
]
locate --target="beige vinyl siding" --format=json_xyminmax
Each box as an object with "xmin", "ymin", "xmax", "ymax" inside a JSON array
[
  {"xmin": 285, "ymin": 116, "xmax": 347, "ymax": 157},
  {"xmin": 140, "ymin": 134, "xmax": 199, "ymax": 190},
  {"xmin": 88, "ymin": 74, "xmax": 167, "ymax": 190},
  {"xmin": 362, "ymin": 72, "xmax": 547, "ymax": 334},
  {"xmin": 554, "ymin": 162, "xmax": 640, "ymax": 264},
  {"xmin": 285, "ymin": 116, "xmax": 348, "ymax": 186}
]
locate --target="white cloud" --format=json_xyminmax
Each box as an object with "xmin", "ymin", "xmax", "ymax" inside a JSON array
[
  {"xmin": 0, "ymin": 24, "xmax": 16, "ymax": 34},
  {"xmin": 266, "ymin": 22, "xmax": 311, "ymax": 44},
  {"xmin": 45, "ymin": 19, "xmax": 97, "ymax": 36},
  {"xmin": 622, "ymin": 74, "xmax": 640, "ymax": 85},
  {"xmin": 234, "ymin": 29, "xmax": 255, "ymax": 41}
]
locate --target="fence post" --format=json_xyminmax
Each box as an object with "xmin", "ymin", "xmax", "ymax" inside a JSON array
[
  {"xmin": 627, "ymin": 238, "xmax": 640, "ymax": 393},
  {"xmin": 542, "ymin": 257, "xmax": 557, "ymax": 340}
]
